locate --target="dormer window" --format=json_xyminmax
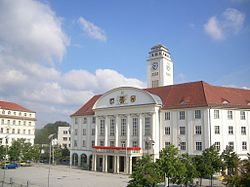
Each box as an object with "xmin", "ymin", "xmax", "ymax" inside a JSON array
[
  {"xmin": 8, "ymin": 111, "xmax": 11, "ymax": 115},
  {"xmin": 221, "ymin": 98, "xmax": 229, "ymax": 104}
]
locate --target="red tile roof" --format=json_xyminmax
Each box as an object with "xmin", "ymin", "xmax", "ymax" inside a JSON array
[
  {"xmin": 71, "ymin": 81, "xmax": 250, "ymax": 116},
  {"xmin": 71, "ymin": 95, "xmax": 101, "ymax": 117},
  {"xmin": 0, "ymin": 100, "xmax": 34, "ymax": 112}
]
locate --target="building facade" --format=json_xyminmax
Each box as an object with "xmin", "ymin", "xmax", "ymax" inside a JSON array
[
  {"xmin": 0, "ymin": 100, "xmax": 36, "ymax": 146},
  {"xmin": 70, "ymin": 44, "xmax": 250, "ymax": 174},
  {"xmin": 57, "ymin": 126, "xmax": 71, "ymax": 149}
]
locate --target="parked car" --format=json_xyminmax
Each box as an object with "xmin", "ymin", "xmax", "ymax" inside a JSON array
[
  {"xmin": 2, "ymin": 162, "xmax": 18, "ymax": 169},
  {"xmin": 19, "ymin": 160, "xmax": 32, "ymax": 167}
]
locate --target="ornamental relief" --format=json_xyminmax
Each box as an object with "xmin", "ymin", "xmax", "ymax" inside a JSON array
[{"xmin": 109, "ymin": 95, "xmax": 137, "ymax": 105}]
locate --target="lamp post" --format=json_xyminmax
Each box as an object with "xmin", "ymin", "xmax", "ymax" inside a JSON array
[
  {"xmin": 48, "ymin": 134, "xmax": 55, "ymax": 187},
  {"xmin": 2, "ymin": 135, "xmax": 8, "ymax": 187}
]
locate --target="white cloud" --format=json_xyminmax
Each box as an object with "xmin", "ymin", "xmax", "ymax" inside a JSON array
[
  {"xmin": 0, "ymin": 0, "xmax": 144, "ymax": 127},
  {"xmin": 204, "ymin": 8, "xmax": 245, "ymax": 40},
  {"xmin": 78, "ymin": 17, "xmax": 107, "ymax": 41}
]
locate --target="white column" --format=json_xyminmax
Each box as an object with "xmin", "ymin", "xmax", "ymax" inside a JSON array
[
  {"xmin": 105, "ymin": 116, "xmax": 108, "ymax": 146},
  {"xmin": 102, "ymin": 155, "xmax": 105, "ymax": 172},
  {"xmin": 115, "ymin": 115, "xmax": 119, "ymax": 146},
  {"xmin": 93, "ymin": 154, "xmax": 96, "ymax": 171},
  {"xmin": 127, "ymin": 115, "xmax": 131, "ymax": 147},
  {"xmin": 129, "ymin": 156, "xmax": 133, "ymax": 174},
  {"xmin": 114, "ymin": 155, "xmax": 117, "ymax": 173},
  {"xmin": 104, "ymin": 155, "xmax": 108, "ymax": 172},
  {"xmin": 95, "ymin": 118, "xmax": 99, "ymax": 146},
  {"xmin": 116, "ymin": 156, "xmax": 120, "ymax": 174},
  {"xmin": 139, "ymin": 114, "xmax": 143, "ymax": 148}
]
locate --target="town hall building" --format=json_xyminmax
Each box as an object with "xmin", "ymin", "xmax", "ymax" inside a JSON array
[{"xmin": 70, "ymin": 44, "xmax": 250, "ymax": 174}]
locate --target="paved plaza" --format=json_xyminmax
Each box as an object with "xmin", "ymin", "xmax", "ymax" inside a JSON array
[{"xmin": 0, "ymin": 164, "xmax": 129, "ymax": 187}]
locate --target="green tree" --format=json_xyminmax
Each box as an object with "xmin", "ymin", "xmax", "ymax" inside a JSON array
[
  {"xmin": 221, "ymin": 146, "xmax": 240, "ymax": 175},
  {"xmin": 159, "ymin": 144, "xmax": 184, "ymax": 187},
  {"xmin": 180, "ymin": 153, "xmax": 198, "ymax": 186},
  {"xmin": 202, "ymin": 145, "xmax": 223, "ymax": 187},
  {"xmin": 240, "ymin": 153, "xmax": 250, "ymax": 186},
  {"xmin": 128, "ymin": 156, "xmax": 162, "ymax": 187},
  {"xmin": 8, "ymin": 140, "xmax": 22, "ymax": 161},
  {"xmin": 0, "ymin": 145, "xmax": 5, "ymax": 161},
  {"xmin": 194, "ymin": 155, "xmax": 211, "ymax": 186}
]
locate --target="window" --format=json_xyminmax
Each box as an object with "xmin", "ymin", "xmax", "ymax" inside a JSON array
[
  {"xmin": 28, "ymin": 122, "xmax": 31, "ymax": 126},
  {"xmin": 100, "ymin": 119, "xmax": 105, "ymax": 136},
  {"xmin": 165, "ymin": 127, "xmax": 170, "ymax": 135},
  {"xmin": 227, "ymin": 111, "xmax": 233, "ymax": 120},
  {"xmin": 0, "ymin": 138, "xmax": 2, "ymax": 144},
  {"xmin": 74, "ymin": 140, "xmax": 77, "ymax": 147},
  {"xmin": 214, "ymin": 110, "xmax": 219, "ymax": 119},
  {"xmin": 91, "ymin": 141, "xmax": 95, "ymax": 147},
  {"xmin": 242, "ymin": 142, "xmax": 247, "ymax": 151},
  {"xmin": 19, "ymin": 112, "xmax": 21, "ymax": 116},
  {"xmin": 75, "ymin": 118, "xmax": 78, "ymax": 124},
  {"xmin": 91, "ymin": 129, "xmax": 95, "ymax": 136},
  {"xmin": 179, "ymin": 111, "xmax": 185, "ymax": 120},
  {"xmin": 1, "ymin": 119, "xmax": 4, "ymax": 124},
  {"xmin": 63, "ymin": 137, "xmax": 67, "ymax": 141},
  {"xmin": 23, "ymin": 121, "xmax": 26, "ymax": 125},
  {"xmin": 228, "ymin": 142, "xmax": 234, "ymax": 150},
  {"xmin": 28, "ymin": 130, "xmax": 31, "ymax": 134},
  {"xmin": 214, "ymin": 142, "xmax": 220, "ymax": 151},
  {"xmin": 132, "ymin": 118, "xmax": 138, "ymax": 136},
  {"xmin": 121, "ymin": 118, "xmax": 127, "ymax": 136},
  {"xmin": 82, "ymin": 140, "xmax": 86, "ymax": 147},
  {"xmin": 145, "ymin": 117, "xmax": 151, "ymax": 136},
  {"xmin": 83, "ymin": 117, "xmax": 87, "ymax": 124},
  {"xmin": 180, "ymin": 127, "xmax": 185, "ymax": 135},
  {"xmin": 110, "ymin": 141, "xmax": 115, "ymax": 146},
  {"xmin": 180, "ymin": 142, "xmax": 186, "ymax": 151},
  {"xmin": 63, "ymin": 130, "xmax": 68, "ymax": 134},
  {"xmin": 100, "ymin": 140, "xmax": 104, "ymax": 146},
  {"xmin": 215, "ymin": 126, "xmax": 220, "ymax": 134},
  {"xmin": 165, "ymin": 142, "xmax": 170, "ymax": 148},
  {"xmin": 121, "ymin": 141, "xmax": 126, "ymax": 147},
  {"xmin": 228, "ymin": 126, "xmax": 234, "ymax": 135},
  {"xmin": 165, "ymin": 112, "xmax": 170, "ymax": 120},
  {"xmin": 82, "ymin": 129, "xmax": 86, "ymax": 136},
  {"xmin": 7, "ymin": 120, "xmax": 10, "ymax": 125},
  {"xmin": 7, "ymin": 129, "xmax": 9, "ymax": 133},
  {"xmin": 196, "ymin": 142, "xmax": 202, "ymax": 151},
  {"xmin": 92, "ymin": 117, "xmax": 96, "ymax": 124},
  {"xmin": 8, "ymin": 111, "xmax": 11, "ymax": 115},
  {"xmin": 2, "ymin": 110, "xmax": 5, "ymax": 114},
  {"xmin": 18, "ymin": 121, "xmax": 21, "ymax": 125},
  {"xmin": 24, "ymin": 113, "xmax": 27, "ymax": 116},
  {"xmin": 195, "ymin": 126, "xmax": 202, "ymax": 135},
  {"xmin": 241, "ymin": 126, "xmax": 246, "ymax": 135},
  {"xmin": 110, "ymin": 118, "xmax": 115, "ymax": 136},
  {"xmin": 12, "ymin": 129, "xmax": 15, "ymax": 134},
  {"xmin": 132, "ymin": 141, "xmax": 138, "ymax": 147},
  {"xmin": 240, "ymin": 111, "xmax": 246, "ymax": 120},
  {"xmin": 74, "ymin": 129, "xmax": 78, "ymax": 136},
  {"xmin": 13, "ymin": 120, "xmax": 16, "ymax": 125},
  {"xmin": 195, "ymin": 110, "xmax": 201, "ymax": 119},
  {"xmin": 0, "ymin": 128, "xmax": 3, "ymax": 133},
  {"xmin": 13, "ymin": 112, "xmax": 16, "ymax": 115},
  {"xmin": 23, "ymin": 129, "xmax": 26, "ymax": 134},
  {"xmin": 152, "ymin": 80, "xmax": 159, "ymax": 88},
  {"xmin": 17, "ymin": 129, "xmax": 20, "ymax": 134}
]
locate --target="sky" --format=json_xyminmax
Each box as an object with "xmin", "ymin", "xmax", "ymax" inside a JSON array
[{"xmin": 0, "ymin": 0, "xmax": 249, "ymax": 128}]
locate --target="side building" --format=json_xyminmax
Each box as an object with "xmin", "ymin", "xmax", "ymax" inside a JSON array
[
  {"xmin": 0, "ymin": 100, "xmax": 36, "ymax": 146},
  {"xmin": 57, "ymin": 126, "xmax": 71, "ymax": 149}
]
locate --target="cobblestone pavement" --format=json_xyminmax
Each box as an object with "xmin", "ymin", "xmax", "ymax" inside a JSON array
[{"xmin": 0, "ymin": 164, "xmax": 129, "ymax": 187}]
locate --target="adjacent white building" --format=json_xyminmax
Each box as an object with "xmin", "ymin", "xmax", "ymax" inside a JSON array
[
  {"xmin": 0, "ymin": 100, "xmax": 36, "ymax": 146},
  {"xmin": 70, "ymin": 44, "xmax": 250, "ymax": 174},
  {"xmin": 57, "ymin": 126, "xmax": 71, "ymax": 149}
]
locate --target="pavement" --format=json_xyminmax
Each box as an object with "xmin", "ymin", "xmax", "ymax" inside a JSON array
[{"xmin": 0, "ymin": 164, "xmax": 225, "ymax": 187}]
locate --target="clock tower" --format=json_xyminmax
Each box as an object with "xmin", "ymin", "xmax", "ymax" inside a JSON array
[{"xmin": 147, "ymin": 44, "xmax": 173, "ymax": 88}]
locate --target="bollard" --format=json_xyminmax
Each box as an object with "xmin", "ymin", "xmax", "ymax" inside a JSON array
[
  {"xmin": 27, "ymin": 180, "xmax": 29, "ymax": 187},
  {"xmin": 10, "ymin": 177, "xmax": 13, "ymax": 187}
]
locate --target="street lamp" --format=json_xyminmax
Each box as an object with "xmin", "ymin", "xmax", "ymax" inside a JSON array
[
  {"xmin": 2, "ymin": 135, "xmax": 9, "ymax": 187},
  {"xmin": 48, "ymin": 133, "xmax": 55, "ymax": 187}
]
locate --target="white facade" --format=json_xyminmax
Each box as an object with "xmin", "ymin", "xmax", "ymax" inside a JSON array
[
  {"xmin": 70, "ymin": 44, "xmax": 250, "ymax": 174},
  {"xmin": 57, "ymin": 126, "xmax": 71, "ymax": 149},
  {"xmin": 147, "ymin": 44, "xmax": 173, "ymax": 88},
  {"xmin": 0, "ymin": 107, "xmax": 36, "ymax": 146}
]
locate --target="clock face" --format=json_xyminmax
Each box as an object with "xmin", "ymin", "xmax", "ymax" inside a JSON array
[{"xmin": 152, "ymin": 62, "xmax": 158, "ymax": 70}]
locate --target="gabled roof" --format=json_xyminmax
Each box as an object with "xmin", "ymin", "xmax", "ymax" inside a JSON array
[
  {"xmin": 71, "ymin": 81, "xmax": 250, "ymax": 117},
  {"xmin": 0, "ymin": 100, "xmax": 34, "ymax": 113}
]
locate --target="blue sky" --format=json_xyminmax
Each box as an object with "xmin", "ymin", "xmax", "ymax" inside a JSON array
[
  {"xmin": 50, "ymin": 0, "xmax": 250, "ymax": 86},
  {"xmin": 0, "ymin": 0, "xmax": 249, "ymax": 127}
]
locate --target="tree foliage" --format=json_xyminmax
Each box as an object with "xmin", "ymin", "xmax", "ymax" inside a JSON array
[{"xmin": 128, "ymin": 156, "xmax": 162, "ymax": 187}]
